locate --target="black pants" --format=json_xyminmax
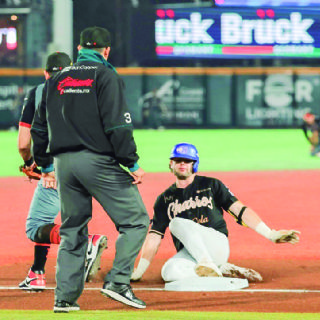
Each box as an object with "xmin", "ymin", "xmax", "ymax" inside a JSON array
[{"xmin": 54, "ymin": 150, "xmax": 149, "ymax": 303}]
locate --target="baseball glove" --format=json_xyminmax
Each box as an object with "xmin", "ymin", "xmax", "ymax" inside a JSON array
[
  {"xmin": 269, "ymin": 229, "xmax": 300, "ymax": 244},
  {"xmin": 19, "ymin": 164, "xmax": 41, "ymax": 181}
]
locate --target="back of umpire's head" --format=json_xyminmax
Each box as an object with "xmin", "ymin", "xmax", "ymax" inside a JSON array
[
  {"xmin": 80, "ymin": 26, "xmax": 111, "ymax": 49},
  {"xmin": 78, "ymin": 26, "xmax": 112, "ymax": 60}
]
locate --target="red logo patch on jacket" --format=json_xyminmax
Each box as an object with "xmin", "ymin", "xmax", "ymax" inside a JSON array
[{"xmin": 57, "ymin": 77, "xmax": 94, "ymax": 95}]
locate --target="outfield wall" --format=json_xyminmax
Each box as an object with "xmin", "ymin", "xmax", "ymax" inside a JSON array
[{"xmin": 0, "ymin": 67, "xmax": 320, "ymax": 129}]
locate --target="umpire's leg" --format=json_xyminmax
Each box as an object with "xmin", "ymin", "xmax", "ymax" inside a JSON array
[
  {"xmin": 54, "ymin": 153, "xmax": 92, "ymax": 304},
  {"xmin": 76, "ymin": 150, "xmax": 149, "ymax": 285}
]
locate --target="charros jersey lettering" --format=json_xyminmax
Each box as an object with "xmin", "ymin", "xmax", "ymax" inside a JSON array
[{"xmin": 167, "ymin": 195, "xmax": 213, "ymax": 219}]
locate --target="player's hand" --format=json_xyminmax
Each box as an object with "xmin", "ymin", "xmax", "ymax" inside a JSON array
[
  {"xmin": 130, "ymin": 268, "xmax": 143, "ymax": 282},
  {"xmin": 130, "ymin": 258, "xmax": 150, "ymax": 282},
  {"xmin": 42, "ymin": 171, "xmax": 57, "ymax": 189},
  {"xmin": 269, "ymin": 229, "xmax": 300, "ymax": 244},
  {"xmin": 130, "ymin": 167, "xmax": 145, "ymax": 185}
]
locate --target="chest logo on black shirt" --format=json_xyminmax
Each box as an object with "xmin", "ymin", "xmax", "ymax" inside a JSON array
[
  {"xmin": 167, "ymin": 195, "xmax": 213, "ymax": 219},
  {"xmin": 196, "ymin": 188, "xmax": 211, "ymax": 193},
  {"xmin": 57, "ymin": 77, "xmax": 94, "ymax": 95}
]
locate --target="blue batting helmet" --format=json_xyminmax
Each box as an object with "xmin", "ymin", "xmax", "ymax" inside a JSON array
[{"xmin": 170, "ymin": 143, "xmax": 199, "ymax": 173}]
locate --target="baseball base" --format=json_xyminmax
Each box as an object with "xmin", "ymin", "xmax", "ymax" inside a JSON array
[{"xmin": 164, "ymin": 276, "xmax": 249, "ymax": 291}]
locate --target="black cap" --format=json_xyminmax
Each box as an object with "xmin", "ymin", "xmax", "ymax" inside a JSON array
[
  {"xmin": 80, "ymin": 26, "xmax": 111, "ymax": 48},
  {"xmin": 46, "ymin": 52, "xmax": 72, "ymax": 72}
]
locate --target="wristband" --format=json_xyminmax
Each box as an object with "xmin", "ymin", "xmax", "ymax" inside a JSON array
[
  {"xmin": 255, "ymin": 221, "xmax": 272, "ymax": 239},
  {"xmin": 131, "ymin": 258, "xmax": 150, "ymax": 281},
  {"xmin": 41, "ymin": 163, "xmax": 54, "ymax": 173},
  {"xmin": 24, "ymin": 157, "xmax": 34, "ymax": 167},
  {"xmin": 128, "ymin": 162, "xmax": 140, "ymax": 173},
  {"xmin": 134, "ymin": 258, "xmax": 150, "ymax": 277}
]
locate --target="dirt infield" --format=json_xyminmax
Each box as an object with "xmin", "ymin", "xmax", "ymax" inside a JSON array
[{"xmin": 0, "ymin": 170, "xmax": 319, "ymax": 312}]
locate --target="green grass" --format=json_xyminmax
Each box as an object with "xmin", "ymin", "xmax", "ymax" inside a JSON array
[
  {"xmin": 1, "ymin": 128, "xmax": 319, "ymax": 178},
  {"xmin": 0, "ymin": 311, "xmax": 319, "ymax": 320},
  {"xmin": 134, "ymin": 128, "xmax": 320, "ymax": 172}
]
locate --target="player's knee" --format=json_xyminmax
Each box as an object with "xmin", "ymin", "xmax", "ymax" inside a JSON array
[
  {"xmin": 33, "ymin": 223, "xmax": 56, "ymax": 243},
  {"xmin": 161, "ymin": 258, "xmax": 196, "ymax": 282},
  {"xmin": 169, "ymin": 217, "xmax": 186, "ymax": 233},
  {"xmin": 161, "ymin": 259, "xmax": 179, "ymax": 282}
]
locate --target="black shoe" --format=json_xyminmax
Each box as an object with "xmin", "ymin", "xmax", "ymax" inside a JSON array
[
  {"xmin": 101, "ymin": 281, "xmax": 146, "ymax": 309},
  {"xmin": 53, "ymin": 300, "xmax": 80, "ymax": 313}
]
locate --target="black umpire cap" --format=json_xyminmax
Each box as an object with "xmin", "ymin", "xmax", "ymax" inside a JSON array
[
  {"xmin": 46, "ymin": 52, "xmax": 72, "ymax": 72},
  {"xmin": 80, "ymin": 26, "xmax": 111, "ymax": 49}
]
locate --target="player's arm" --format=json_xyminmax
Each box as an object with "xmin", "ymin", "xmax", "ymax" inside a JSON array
[
  {"xmin": 31, "ymin": 82, "xmax": 52, "ymax": 171},
  {"xmin": 31, "ymin": 82, "xmax": 56, "ymax": 189},
  {"xmin": 18, "ymin": 87, "xmax": 36, "ymax": 166},
  {"xmin": 131, "ymin": 231, "xmax": 162, "ymax": 281},
  {"xmin": 18, "ymin": 126, "xmax": 33, "ymax": 164},
  {"xmin": 228, "ymin": 200, "xmax": 300, "ymax": 244}
]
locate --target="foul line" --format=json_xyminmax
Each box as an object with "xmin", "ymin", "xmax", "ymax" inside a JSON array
[{"xmin": 1, "ymin": 286, "xmax": 320, "ymax": 293}]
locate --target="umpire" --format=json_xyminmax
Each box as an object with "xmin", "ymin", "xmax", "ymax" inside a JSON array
[{"xmin": 31, "ymin": 26, "xmax": 149, "ymax": 312}]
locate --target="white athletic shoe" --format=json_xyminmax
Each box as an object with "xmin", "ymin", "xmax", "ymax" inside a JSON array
[
  {"xmin": 219, "ymin": 263, "xmax": 263, "ymax": 283},
  {"xmin": 19, "ymin": 269, "xmax": 46, "ymax": 291},
  {"xmin": 85, "ymin": 234, "xmax": 108, "ymax": 282},
  {"xmin": 195, "ymin": 261, "xmax": 223, "ymax": 277}
]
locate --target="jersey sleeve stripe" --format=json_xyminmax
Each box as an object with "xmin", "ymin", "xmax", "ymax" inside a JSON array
[
  {"xmin": 19, "ymin": 121, "xmax": 31, "ymax": 128},
  {"xmin": 149, "ymin": 229, "xmax": 164, "ymax": 237}
]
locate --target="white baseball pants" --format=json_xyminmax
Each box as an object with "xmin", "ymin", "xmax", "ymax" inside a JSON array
[{"xmin": 161, "ymin": 217, "xmax": 229, "ymax": 282}]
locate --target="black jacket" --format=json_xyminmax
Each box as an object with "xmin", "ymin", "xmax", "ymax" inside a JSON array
[{"xmin": 31, "ymin": 60, "xmax": 139, "ymax": 170}]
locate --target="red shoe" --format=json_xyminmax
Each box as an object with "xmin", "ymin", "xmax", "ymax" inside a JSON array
[
  {"xmin": 85, "ymin": 234, "xmax": 108, "ymax": 282},
  {"xmin": 19, "ymin": 269, "xmax": 46, "ymax": 291}
]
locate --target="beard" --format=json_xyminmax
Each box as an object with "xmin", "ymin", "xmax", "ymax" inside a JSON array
[{"xmin": 173, "ymin": 168, "xmax": 193, "ymax": 180}]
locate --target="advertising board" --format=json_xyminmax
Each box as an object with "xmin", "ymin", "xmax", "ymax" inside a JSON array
[{"xmin": 155, "ymin": 7, "xmax": 320, "ymax": 58}]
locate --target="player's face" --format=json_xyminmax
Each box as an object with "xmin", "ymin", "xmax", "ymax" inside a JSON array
[{"xmin": 170, "ymin": 158, "xmax": 194, "ymax": 179}]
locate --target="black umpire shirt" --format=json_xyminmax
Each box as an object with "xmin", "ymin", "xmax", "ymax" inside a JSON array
[{"xmin": 31, "ymin": 60, "xmax": 139, "ymax": 170}]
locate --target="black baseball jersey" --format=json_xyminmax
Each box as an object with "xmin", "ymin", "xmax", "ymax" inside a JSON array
[
  {"xmin": 151, "ymin": 175, "xmax": 238, "ymax": 251},
  {"xmin": 19, "ymin": 86, "xmax": 37, "ymax": 128}
]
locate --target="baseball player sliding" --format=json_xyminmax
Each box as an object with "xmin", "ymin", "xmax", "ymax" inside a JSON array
[{"xmin": 131, "ymin": 143, "xmax": 300, "ymax": 284}]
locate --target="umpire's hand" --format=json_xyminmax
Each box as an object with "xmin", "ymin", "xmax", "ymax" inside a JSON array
[
  {"xmin": 42, "ymin": 171, "xmax": 57, "ymax": 189},
  {"xmin": 130, "ymin": 167, "xmax": 145, "ymax": 185}
]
